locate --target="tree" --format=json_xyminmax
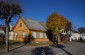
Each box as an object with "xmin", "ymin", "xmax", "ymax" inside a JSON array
[
  {"xmin": 78, "ymin": 27, "xmax": 85, "ymax": 34},
  {"xmin": 65, "ymin": 21, "xmax": 72, "ymax": 32},
  {"xmin": 64, "ymin": 21, "xmax": 73, "ymax": 36},
  {"xmin": 46, "ymin": 13, "xmax": 67, "ymax": 45},
  {"xmin": 0, "ymin": 0, "xmax": 22, "ymax": 52}
]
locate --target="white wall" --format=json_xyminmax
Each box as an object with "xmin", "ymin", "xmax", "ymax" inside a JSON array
[
  {"xmin": 70, "ymin": 33, "xmax": 80, "ymax": 41},
  {"xmin": 9, "ymin": 31, "xmax": 14, "ymax": 40},
  {"xmin": 81, "ymin": 34, "xmax": 85, "ymax": 39}
]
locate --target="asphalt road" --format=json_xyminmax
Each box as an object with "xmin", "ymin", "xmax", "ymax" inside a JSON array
[
  {"xmin": 0, "ymin": 42, "xmax": 85, "ymax": 55},
  {"xmin": 51, "ymin": 42, "xmax": 85, "ymax": 55}
]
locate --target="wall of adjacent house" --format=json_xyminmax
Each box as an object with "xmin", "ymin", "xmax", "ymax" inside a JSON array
[{"xmin": 13, "ymin": 18, "xmax": 30, "ymax": 42}]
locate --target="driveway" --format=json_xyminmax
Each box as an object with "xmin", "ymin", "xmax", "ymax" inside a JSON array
[{"xmin": 0, "ymin": 42, "xmax": 85, "ymax": 55}]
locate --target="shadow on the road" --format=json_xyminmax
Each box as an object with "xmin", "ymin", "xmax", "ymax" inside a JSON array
[
  {"xmin": 32, "ymin": 46, "xmax": 54, "ymax": 55},
  {"xmin": 9, "ymin": 44, "xmax": 26, "ymax": 52},
  {"xmin": 51, "ymin": 44, "xmax": 72, "ymax": 55},
  {"xmin": 81, "ymin": 41, "xmax": 85, "ymax": 43}
]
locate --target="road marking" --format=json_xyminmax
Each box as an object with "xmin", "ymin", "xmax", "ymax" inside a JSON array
[{"xmin": 57, "ymin": 52, "xmax": 65, "ymax": 55}]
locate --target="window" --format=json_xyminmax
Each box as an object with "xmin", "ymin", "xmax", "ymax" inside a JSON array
[
  {"xmin": 23, "ymin": 32, "xmax": 26, "ymax": 38},
  {"xmin": 39, "ymin": 33, "xmax": 43, "ymax": 38},
  {"xmin": 20, "ymin": 23, "xmax": 22, "ymax": 27},
  {"xmin": 14, "ymin": 32, "xmax": 18, "ymax": 40},
  {"xmin": 32, "ymin": 32, "xmax": 36, "ymax": 38},
  {"xmin": 45, "ymin": 33, "xmax": 47, "ymax": 38},
  {"xmin": 15, "ymin": 32, "xmax": 18, "ymax": 38}
]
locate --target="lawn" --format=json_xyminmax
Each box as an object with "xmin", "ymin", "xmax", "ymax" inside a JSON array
[
  {"xmin": 29, "ymin": 42, "xmax": 52, "ymax": 46},
  {"xmin": 0, "ymin": 40, "xmax": 24, "ymax": 50}
]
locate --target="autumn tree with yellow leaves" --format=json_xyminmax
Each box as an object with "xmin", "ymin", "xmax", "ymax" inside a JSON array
[{"xmin": 46, "ymin": 13, "xmax": 67, "ymax": 44}]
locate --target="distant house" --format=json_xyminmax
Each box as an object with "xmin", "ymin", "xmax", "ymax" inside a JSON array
[
  {"xmin": 60, "ymin": 29, "xmax": 71, "ymax": 42},
  {"xmin": 0, "ymin": 29, "xmax": 5, "ymax": 41},
  {"xmin": 12, "ymin": 17, "xmax": 49, "ymax": 43},
  {"xmin": 80, "ymin": 33, "xmax": 85, "ymax": 40},
  {"xmin": 0, "ymin": 25, "xmax": 5, "ymax": 36},
  {"xmin": 0, "ymin": 30, "xmax": 5, "ymax": 36},
  {"xmin": 69, "ymin": 32, "xmax": 80, "ymax": 41}
]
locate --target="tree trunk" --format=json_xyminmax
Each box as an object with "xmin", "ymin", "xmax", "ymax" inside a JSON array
[
  {"xmin": 5, "ymin": 20, "xmax": 9, "ymax": 52},
  {"xmin": 53, "ymin": 35, "xmax": 58, "ymax": 47},
  {"xmin": 56, "ymin": 35, "xmax": 58, "ymax": 46}
]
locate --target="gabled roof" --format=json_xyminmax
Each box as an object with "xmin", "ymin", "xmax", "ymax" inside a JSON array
[
  {"xmin": 21, "ymin": 17, "xmax": 46, "ymax": 31},
  {"xmin": 39, "ymin": 22, "xmax": 47, "ymax": 29}
]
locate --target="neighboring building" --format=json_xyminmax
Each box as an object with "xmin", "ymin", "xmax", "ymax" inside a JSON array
[
  {"xmin": 0, "ymin": 25, "xmax": 5, "ymax": 37},
  {"xmin": 60, "ymin": 29, "xmax": 67, "ymax": 35},
  {"xmin": 0, "ymin": 30, "xmax": 5, "ymax": 41},
  {"xmin": 69, "ymin": 32, "xmax": 80, "ymax": 41},
  {"xmin": 9, "ymin": 25, "xmax": 14, "ymax": 40},
  {"xmin": 80, "ymin": 33, "xmax": 85, "ymax": 40},
  {"xmin": 12, "ymin": 17, "xmax": 49, "ymax": 43},
  {"xmin": 60, "ymin": 29, "xmax": 72, "ymax": 42},
  {"xmin": 0, "ymin": 30, "xmax": 5, "ymax": 36},
  {"xmin": 60, "ymin": 29, "xmax": 81, "ymax": 42}
]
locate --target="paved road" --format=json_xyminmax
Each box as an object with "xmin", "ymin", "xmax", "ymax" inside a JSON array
[
  {"xmin": 52, "ymin": 42, "xmax": 85, "ymax": 55},
  {"xmin": 0, "ymin": 42, "xmax": 85, "ymax": 55}
]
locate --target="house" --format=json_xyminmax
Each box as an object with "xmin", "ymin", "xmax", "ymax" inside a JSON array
[
  {"xmin": 60, "ymin": 29, "xmax": 72, "ymax": 42},
  {"xmin": 69, "ymin": 32, "xmax": 80, "ymax": 41},
  {"xmin": 0, "ymin": 29, "xmax": 5, "ymax": 41},
  {"xmin": 0, "ymin": 30, "xmax": 5, "ymax": 37},
  {"xmin": 0, "ymin": 25, "xmax": 5, "ymax": 37},
  {"xmin": 80, "ymin": 33, "xmax": 85, "ymax": 40},
  {"xmin": 12, "ymin": 17, "xmax": 49, "ymax": 43},
  {"xmin": 9, "ymin": 25, "xmax": 14, "ymax": 40}
]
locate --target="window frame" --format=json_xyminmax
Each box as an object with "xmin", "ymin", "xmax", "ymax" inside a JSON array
[
  {"xmin": 20, "ymin": 23, "xmax": 22, "ymax": 27},
  {"xmin": 15, "ymin": 32, "xmax": 18, "ymax": 38},
  {"xmin": 45, "ymin": 33, "xmax": 47, "ymax": 38},
  {"xmin": 39, "ymin": 32, "xmax": 43, "ymax": 38}
]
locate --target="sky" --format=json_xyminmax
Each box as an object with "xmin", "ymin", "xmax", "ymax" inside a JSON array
[{"xmin": 0, "ymin": 0, "xmax": 85, "ymax": 30}]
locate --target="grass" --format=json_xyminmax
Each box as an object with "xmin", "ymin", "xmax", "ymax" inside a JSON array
[
  {"xmin": 30, "ymin": 42, "xmax": 52, "ymax": 46},
  {"xmin": 9, "ymin": 40, "xmax": 23, "ymax": 45},
  {"xmin": 0, "ymin": 40, "xmax": 24, "ymax": 50},
  {"xmin": 0, "ymin": 45, "xmax": 5, "ymax": 50},
  {"xmin": 0, "ymin": 41, "xmax": 52, "ymax": 50},
  {"xmin": 0, "ymin": 40, "xmax": 5, "ymax": 50}
]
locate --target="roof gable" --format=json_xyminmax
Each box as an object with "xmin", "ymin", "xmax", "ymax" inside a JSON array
[{"xmin": 12, "ymin": 17, "xmax": 28, "ymax": 31}]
